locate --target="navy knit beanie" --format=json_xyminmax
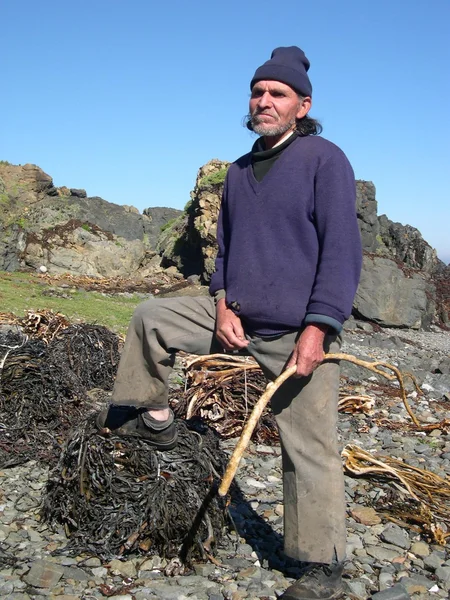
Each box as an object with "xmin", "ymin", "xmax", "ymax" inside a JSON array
[{"xmin": 250, "ymin": 46, "xmax": 312, "ymax": 97}]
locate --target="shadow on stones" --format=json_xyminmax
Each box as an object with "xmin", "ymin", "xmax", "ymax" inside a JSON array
[{"xmin": 228, "ymin": 486, "xmax": 305, "ymax": 578}]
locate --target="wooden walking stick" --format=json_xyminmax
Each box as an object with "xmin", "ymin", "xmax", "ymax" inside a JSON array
[
  {"xmin": 218, "ymin": 352, "xmax": 422, "ymax": 497},
  {"xmin": 218, "ymin": 364, "xmax": 297, "ymax": 496}
]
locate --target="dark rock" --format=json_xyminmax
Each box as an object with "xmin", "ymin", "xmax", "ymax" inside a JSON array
[
  {"xmin": 62, "ymin": 565, "xmax": 90, "ymax": 581},
  {"xmin": 70, "ymin": 188, "xmax": 87, "ymax": 198},
  {"xmin": 378, "ymin": 215, "xmax": 438, "ymax": 272},
  {"xmin": 380, "ymin": 524, "xmax": 411, "ymax": 550},
  {"xmin": 424, "ymin": 373, "xmax": 450, "ymax": 394},
  {"xmin": 187, "ymin": 274, "xmax": 201, "ymax": 285},
  {"xmin": 65, "ymin": 195, "xmax": 148, "ymax": 241},
  {"xmin": 143, "ymin": 206, "xmax": 183, "ymax": 249},
  {"xmin": 370, "ymin": 583, "xmax": 410, "ymax": 599},
  {"xmin": 365, "ymin": 545, "xmax": 404, "ymax": 561},
  {"xmin": 435, "ymin": 565, "xmax": 450, "ymax": 583},
  {"xmin": 0, "ymin": 224, "xmax": 24, "ymax": 271},
  {"xmin": 423, "ymin": 553, "xmax": 443, "ymax": 572}
]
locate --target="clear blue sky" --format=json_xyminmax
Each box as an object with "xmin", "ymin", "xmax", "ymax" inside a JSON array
[{"xmin": 2, "ymin": 0, "xmax": 449, "ymax": 263}]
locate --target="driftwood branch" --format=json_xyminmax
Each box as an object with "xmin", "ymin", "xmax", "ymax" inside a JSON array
[
  {"xmin": 324, "ymin": 353, "xmax": 421, "ymax": 427},
  {"xmin": 218, "ymin": 352, "xmax": 422, "ymax": 497}
]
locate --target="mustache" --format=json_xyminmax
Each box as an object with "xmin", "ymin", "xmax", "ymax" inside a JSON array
[{"xmin": 252, "ymin": 109, "xmax": 277, "ymax": 118}]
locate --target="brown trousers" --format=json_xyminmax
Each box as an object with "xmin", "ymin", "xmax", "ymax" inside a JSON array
[{"xmin": 112, "ymin": 296, "xmax": 346, "ymax": 564}]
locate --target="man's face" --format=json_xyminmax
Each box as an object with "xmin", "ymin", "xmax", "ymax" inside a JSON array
[{"xmin": 249, "ymin": 80, "xmax": 311, "ymax": 137}]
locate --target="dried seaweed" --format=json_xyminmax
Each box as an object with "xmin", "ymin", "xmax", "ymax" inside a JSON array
[
  {"xmin": 0, "ymin": 321, "xmax": 120, "ymax": 468},
  {"xmin": 0, "ymin": 309, "xmax": 71, "ymax": 343},
  {"xmin": 343, "ymin": 444, "xmax": 450, "ymax": 544},
  {"xmin": 42, "ymin": 417, "xmax": 229, "ymax": 562},
  {"xmin": 38, "ymin": 272, "xmax": 192, "ymax": 296},
  {"xmin": 338, "ymin": 395, "xmax": 375, "ymax": 415},
  {"xmin": 172, "ymin": 356, "xmax": 277, "ymax": 443}
]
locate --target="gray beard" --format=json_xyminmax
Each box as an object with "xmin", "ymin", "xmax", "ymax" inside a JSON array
[{"xmin": 251, "ymin": 115, "xmax": 297, "ymax": 137}]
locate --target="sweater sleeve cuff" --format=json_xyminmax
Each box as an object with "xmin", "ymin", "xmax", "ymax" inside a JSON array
[
  {"xmin": 304, "ymin": 313, "xmax": 343, "ymax": 334},
  {"xmin": 212, "ymin": 289, "xmax": 226, "ymax": 305}
]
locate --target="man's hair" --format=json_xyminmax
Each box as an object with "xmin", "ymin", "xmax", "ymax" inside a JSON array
[
  {"xmin": 295, "ymin": 94, "xmax": 322, "ymax": 136},
  {"xmin": 245, "ymin": 93, "xmax": 322, "ymax": 136},
  {"xmin": 295, "ymin": 114, "xmax": 322, "ymax": 136}
]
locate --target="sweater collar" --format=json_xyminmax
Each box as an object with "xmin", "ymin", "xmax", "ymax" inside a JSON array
[{"xmin": 251, "ymin": 131, "xmax": 298, "ymax": 163}]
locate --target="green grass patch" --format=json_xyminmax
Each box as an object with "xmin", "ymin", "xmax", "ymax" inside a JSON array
[
  {"xmin": 198, "ymin": 167, "xmax": 228, "ymax": 189},
  {"xmin": 16, "ymin": 216, "xmax": 29, "ymax": 229},
  {"xmin": 160, "ymin": 218, "xmax": 177, "ymax": 233},
  {"xmin": 0, "ymin": 271, "xmax": 143, "ymax": 335},
  {"xmin": 417, "ymin": 436, "xmax": 441, "ymax": 448}
]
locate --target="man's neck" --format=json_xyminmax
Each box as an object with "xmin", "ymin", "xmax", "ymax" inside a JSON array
[{"xmin": 263, "ymin": 129, "xmax": 296, "ymax": 150}]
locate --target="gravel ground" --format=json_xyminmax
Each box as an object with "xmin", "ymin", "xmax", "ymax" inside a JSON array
[{"xmin": 1, "ymin": 321, "xmax": 450, "ymax": 600}]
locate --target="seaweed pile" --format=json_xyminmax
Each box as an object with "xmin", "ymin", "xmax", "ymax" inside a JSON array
[
  {"xmin": 1, "ymin": 310, "xmax": 231, "ymax": 562},
  {"xmin": 0, "ymin": 313, "xmax": 120, "ymax": 468},
  {"xmin": 43, "ymin": 417, "xmax": 229, "ymax": 562}
]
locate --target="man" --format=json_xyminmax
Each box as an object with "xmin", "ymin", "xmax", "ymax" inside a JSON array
[{"xmin": 98, "ymin": 46, "xmax": 362, "ymax": 600}]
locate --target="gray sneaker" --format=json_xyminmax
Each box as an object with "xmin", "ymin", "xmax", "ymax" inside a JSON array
[
  {"xmin": 280, "ymin": 562, "xmax": 344, "ymax": 599},
  {"xmin": 96, "ymin": 405, "xmax": 178, "ymax": 451}
]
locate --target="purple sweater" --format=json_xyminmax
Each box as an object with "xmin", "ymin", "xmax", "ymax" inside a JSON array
[{"xmin": 209, "ymin": 135, "xmax": 362, "ymax": 336}]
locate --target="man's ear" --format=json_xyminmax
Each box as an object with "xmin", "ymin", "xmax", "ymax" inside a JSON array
[{"xmin": 296, "ymin": 96, "xmax": 312, "ymax": 119}]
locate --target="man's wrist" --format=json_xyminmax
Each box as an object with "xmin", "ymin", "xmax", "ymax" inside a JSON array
[
  {"xmin": 216, "ymin": 297, "xmax": 227, "ymax": 311},
  {"xmin": 303, "ymin": 323, "xmax": 328, "ymax": 339}
]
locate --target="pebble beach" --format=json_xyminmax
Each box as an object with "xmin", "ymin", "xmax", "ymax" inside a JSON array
[{"xmin": 1, "ymin": 319, "xmax": 450, "ymax": 600}]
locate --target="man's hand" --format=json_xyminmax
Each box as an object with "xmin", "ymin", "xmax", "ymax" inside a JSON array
[
  {"xmin": 286, "ymin": 323, "xmax": 328, "ymax": 377},
  {"xmin": 215, "ymin": 298, "xmax": 249, "ymax": 351}
]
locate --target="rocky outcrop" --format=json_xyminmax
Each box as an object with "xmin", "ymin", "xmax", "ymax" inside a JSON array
[
  {"xmin": 157, "ymin": 159, "xmax": 230, "ymax": 279},
  {"xmin": 158, "ymin": 160, "xmax": 228, "ymax": 279},
  {"xmin": 187, "ymin": 160, "xmax": 230, "ymax": 280},
  {"xmin": 0, "ymin": 163, "xmax": 178, "ymax": 277},
  {"xmin": 353, "ymin": 182, "xmax": 441, "ymax": 328},
  {"xmin": 355, "ymin": 181, "xmax": 381, "ymax": 253}
]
